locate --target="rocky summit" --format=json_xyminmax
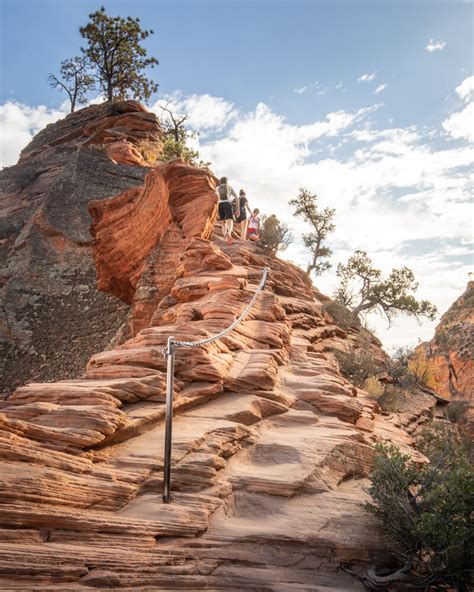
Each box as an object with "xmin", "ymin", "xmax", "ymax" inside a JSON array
[{"xmin": 0, "ymin": 102, "xmax": 448, "ymax": 590}]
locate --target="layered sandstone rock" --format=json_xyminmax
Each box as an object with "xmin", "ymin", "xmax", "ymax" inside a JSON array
[
  {"xmin": 414, "ymin": 281, "xmax": 473, "ymax": 402},
  {"xmin": 0, "ymin": 101, "xmax": 218, "ymax": 394},
  {"xmin": 0, "ymin": 233, "xmax": 429, "ymax": 590},
  {"xmin": 0, "ymin": 103, "xmax": 437, "ymax": 590}
]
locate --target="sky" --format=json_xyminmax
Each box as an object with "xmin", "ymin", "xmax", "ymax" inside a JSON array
[{"xmin": 1, "ymin": 0, "xmax": 473, "ymax": 352}]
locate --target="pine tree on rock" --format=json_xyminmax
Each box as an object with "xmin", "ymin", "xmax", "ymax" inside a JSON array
[
  {"xmin": 335, "ymin": 250, "xmax": 438, "ymax": 325},
  {"xmin": 79, "ymin": 6, "xmax": 158, "ymax": 103}
]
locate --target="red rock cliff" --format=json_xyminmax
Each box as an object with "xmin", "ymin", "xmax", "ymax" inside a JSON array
[
  {"xmin": 414, "ymin": 281, "xmax": 474, "ymax": 402},
  {"xmin": 0, "ymin": 100, "xmax": 217, "ymax": 393}
]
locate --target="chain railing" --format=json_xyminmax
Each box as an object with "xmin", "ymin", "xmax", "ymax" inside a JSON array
[{"xmin": 162, "ymin": 266, "xmax": 270, "ymax": 503}]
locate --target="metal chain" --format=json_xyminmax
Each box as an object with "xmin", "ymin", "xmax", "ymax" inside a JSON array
[{"xmin": 163, "ymin": 266, "xmax": 270, "ymax": 353}]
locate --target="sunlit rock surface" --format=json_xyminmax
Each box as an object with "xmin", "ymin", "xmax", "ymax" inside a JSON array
[
  {"xmin": 415, "ymin": 281, "xmax": 473, "ymax": 400},
  {"xmin": 0, "ymin": 102, "xmax": 437, "ymax": 590},
  {"xmin": 0, "ymin": 101, "xmax": 217, "ymax": 393}
]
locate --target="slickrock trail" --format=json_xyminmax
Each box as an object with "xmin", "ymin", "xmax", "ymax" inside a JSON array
[
  {"xmin": 0, "ymin": 237, "xmax": 422, "ymax": 590},
  {"xmin": 0, "ymin": 101, "xmax": 436, "ymax": 590}
]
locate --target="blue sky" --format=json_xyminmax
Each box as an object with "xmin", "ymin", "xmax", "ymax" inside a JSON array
[
  {"xmin": 1, "ymin": 0, "xmax": 471, "ymax": 122},
  {"xmin": 1, "ymin": 0, "xmax": 473, "ymax": 350}
]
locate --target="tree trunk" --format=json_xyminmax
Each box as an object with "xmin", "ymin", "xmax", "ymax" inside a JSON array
[
  {"xmin": 71, "ymin": 78, "xmax": 77, "ymax": 113},
  {"xmin": 352, "ymin": 302, "xmax": 371, "ymax": 316}
]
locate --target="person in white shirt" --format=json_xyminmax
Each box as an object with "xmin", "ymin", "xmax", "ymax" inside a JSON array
[{"xmin": 247, "ymin": 208, "xmax": 261, "ymax": 241}]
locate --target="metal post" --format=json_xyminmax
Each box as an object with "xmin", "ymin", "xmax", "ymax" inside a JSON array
[
  {"xmin": 160, "ymin": 266, "xmax": 270, "ymax": 503},
  {"xmin": 163, "ymin": 336, "xmax": 175, "ymax": 503}
]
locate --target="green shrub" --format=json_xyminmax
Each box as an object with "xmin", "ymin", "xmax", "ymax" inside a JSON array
[
  {"xmin": 160, "ymin": 136, "xmax": 210, "ymax": 168},
  {"xmin": 334, "ymin": 348, "xmax": 385, "ymax": 389},
  {"xmin": 446, "ymin": 400, "xmax": 470, "ymax": 423},
  {"xmin": 377, "ymin": 384, "xmax": 403, "ymax": 413},
  {"xmin": 417, "ymin": 422, "xmax": 473, "ymax": 461},
  {"xmin": 367, "ymin": 428, "xmax": 474, "ymax": 590},
  {"xmin": 387, "ymin": 346, "xmax": 415, "ymax": 386},
  {"xmin": 434, "ymin": 329, "xmax": 449, "ymax": 349}
]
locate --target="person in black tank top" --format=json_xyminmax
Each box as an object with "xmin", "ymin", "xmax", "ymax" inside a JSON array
[
  {"xmin": 234, "ymin": 189, "xmax": 252, "ymax": 240},
  {"xmin": 216, "ymin": 176, "xmax": 236, "ymax": 244}
]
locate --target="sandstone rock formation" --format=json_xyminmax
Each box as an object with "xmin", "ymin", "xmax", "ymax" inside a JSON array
[
  {"xmin": 0, "ymin": 101, "xmax": 217, "ymax": 394},
  {"xmin": 0, "ymin": 102, "xmax": 438, "ymax": 590},
  {"xmin": 414, "ymin": 281, "xmax": 473, "ymax": 403}
]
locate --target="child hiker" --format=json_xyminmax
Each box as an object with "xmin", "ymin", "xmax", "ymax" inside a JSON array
[{"xmin": 247, "ymin": 208, "xmax": 261, "ymax": 241}]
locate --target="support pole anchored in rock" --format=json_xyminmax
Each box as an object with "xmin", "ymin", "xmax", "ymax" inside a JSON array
[
  {"xmin": 163, "ymin": 335, "xmax": 176, "ymax": 504},
  {"xmin": 162, "ymin": 267, "xmax": 270, "ymax": 503}
]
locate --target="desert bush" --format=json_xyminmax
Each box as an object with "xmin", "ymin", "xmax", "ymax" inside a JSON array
[
  {"xmin": 323, "ymin": 300, "xmax": 360, "ymax": 331},
  {"xmin": 417, "ymin": 422, "xmax": 473, "ymax": 461},
  {"xmin": 377, "ymin": 384, "xmax": 404, "ymax": 413},
  {"xmin": 363, "ymin": 380, "xmax": 406, "ymax": 413},
  {"xmin": 363, "ymin": 376, "xmax": 384, "ymax": 398},
  {"xmin": 446, "ymin": 400, "xmax": 470, "ymax": 423},
  {"xmin": 334, "ymin": 348, "xmax": 385, "ymax": 389},
  {"xmin": 407, "ymin": 355, "xmax": 434, "ymax": 386},
  {"xmin": 434, "ymin": 329, "xmax": 449, "ymax": 349},
  {"xmin": 367, "ymin": 428, "xmax": 474, "ymax": 590},
  {"xmin": 388, "ymin": 346, "xmax": 433, "ymax": 389}
]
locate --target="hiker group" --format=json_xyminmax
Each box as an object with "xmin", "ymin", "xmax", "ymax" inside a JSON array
[{"xmin": 216, "ymin": 176, "xmax": 280, "ymax": 246}]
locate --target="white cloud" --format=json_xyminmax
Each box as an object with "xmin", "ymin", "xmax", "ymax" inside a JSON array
[
  {"xmin": 181, "ymin": 93, "xmax": 472, "ymax": 350},
  {"xmin": 294, "ymin": 82, "xmax": 327, "ymax": 96},
  {"xmin": 358, "ymin": 72, "xmax": 376, "ymax": 83},
  {"xmin": 442, "ymin": 102, "xmax": 474, "ymax": 142},
  {"xmin": 455, "ymin": 76, "xmax": 474, "ymax": 102},
  {"xmin": 151, "ymin": 93, "xmax": 238, "ymax": 135},
  {"xmin": 0, "ymin": 100, "xmax": 68, "ymax": 168},
  {"xmin": 184, "ymin": 98, "xmax": 472, "ymax": 250},
  {"xmin": 336, "ymin": 81, "xmax": 343, "ymax": 89},
  {"xmin": 374, "ymin": 83, "xmax": 388, "ymax": 95},
  {"xmin": 425, "ymin": 38, "xmax": 446, "ymax": 52},
  {"xmin": 192, "ymin": 102, "xmax": 382, "ymax": 188}
]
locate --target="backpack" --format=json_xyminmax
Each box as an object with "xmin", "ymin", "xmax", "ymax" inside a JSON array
[{"xmin": 218, "ymin": 184, "xmax": 231, "ymax": 201}]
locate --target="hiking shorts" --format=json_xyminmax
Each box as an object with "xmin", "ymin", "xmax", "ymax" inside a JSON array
[
  {"xmin": 235, "ymin": 209, "xmax": 247, "ymax": 223},
  {"xmin": 218, "ymin": 201, "xmax": 234, "ymax": 220}
]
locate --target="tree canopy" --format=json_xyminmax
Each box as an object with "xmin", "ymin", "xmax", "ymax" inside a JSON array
[
  {"xmin": 289, "ymin": 188, "xmax": 335, "ymax": 276},
  {"xmin": 335, "ymin": 250, "xmax": 437, "ymax": 324},
  {"xmin": 79, "ymin": 6, "xmax": 158, "ymax": 102},
  {"xmin": 48, "ymin": 57, "xmax": 95, "ymax": 113}
]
